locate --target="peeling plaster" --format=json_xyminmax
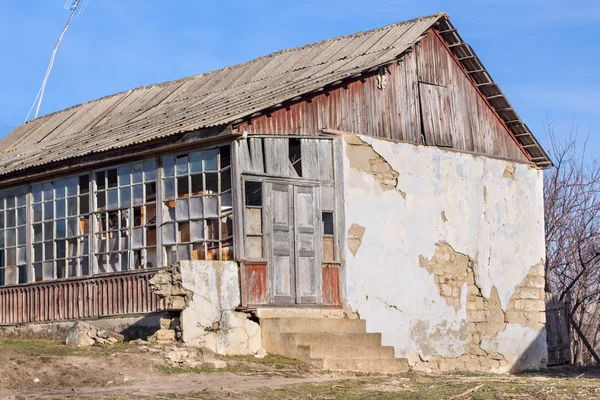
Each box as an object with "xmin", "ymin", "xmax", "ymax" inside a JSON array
[
  {"xmin": 347, "ymin": 223, "xmax": 366, "ymax": 257},
  {"xmin": 345, "ymin": 134, "xmax": 400, "ymax": 192},
  {"xmin": 341, "ymin": 134, "xmax": 546, "ymax": 372},
  {"xmin": 503, "ymin": 163, "xmax": 516, "ymax": 179}
]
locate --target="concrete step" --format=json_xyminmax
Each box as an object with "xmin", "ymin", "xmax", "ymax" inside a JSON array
[
  {"xmin": 255, "ymin": 308, "xmax": 345, "ymax": 319},
  {"xmin": 273, "ymin": 318, "xmax": 367, "ymax": 333},
  {"xmin": 287, "ymin": 332, "xmax": 382, "ymax": 347},
  {"xmin": 322, "ymin": 358, "xmax": 410, "ymax": 374},
  {"xmin": 304, "ymin": 345, "xmax": 396, "ymax": 360}
]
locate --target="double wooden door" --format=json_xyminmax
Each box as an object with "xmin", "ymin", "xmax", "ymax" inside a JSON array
[{"xmin": 267, "ymin": 182, "xmax": 320, "ymax": 305}]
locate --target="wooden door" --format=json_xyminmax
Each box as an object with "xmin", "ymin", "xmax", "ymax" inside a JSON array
[{"xmin": 268, "ymin": 182, "xmax": 320, "ymax": 305}]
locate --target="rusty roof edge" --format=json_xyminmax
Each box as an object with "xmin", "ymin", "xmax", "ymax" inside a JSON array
[{"xmin": 436, "ymin": 15, "xmax": 553, "ymax": 169}]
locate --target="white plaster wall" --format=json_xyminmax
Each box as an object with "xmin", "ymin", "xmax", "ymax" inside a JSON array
[
  {"xmin": 179, "ymin": 261, "xmax": 261, "ymax": 355},
  {"xmin": 341, "ymin": 135, "xmax": 546, "ymax": 369}
]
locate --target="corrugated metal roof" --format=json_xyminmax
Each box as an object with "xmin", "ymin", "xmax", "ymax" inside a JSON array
[{"xmin": 0, "ymin": 13, "xmax": 549, "ymax": 177}]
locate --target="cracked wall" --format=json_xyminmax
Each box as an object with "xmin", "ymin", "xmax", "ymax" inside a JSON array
[
  {"xmin": 151, "ymin": 261, "xmax": 261, "ymax": 355},
  {"xmin": 341, "ymin": 133, "xmax": 546, "ymax": 373}
]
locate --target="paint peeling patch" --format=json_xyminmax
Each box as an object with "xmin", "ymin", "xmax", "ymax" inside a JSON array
[
  {"xmin": 418, "ymin": 242, "xmax": 473, "ymax": 311},
  {"xmin": 347, "ymin": 223, "xmax": 366, "ymax": 257},
  {"xmin": 502, "ymin": 163, "xmax": 516, "ymax": 179},
  {"xmin": 345, "ymin": 134, "xmax": 399, "ymax": 192},
  {"xmin": 410, "ymin": 319, "xmax": 468, "ymax": 359},
  {"xmin": 504, "ymin": 261, "xmax": 546, "ymax": 330},
  {"xmin": 441, "ymin": 211, "xmax": 448, "ymax": 223}
]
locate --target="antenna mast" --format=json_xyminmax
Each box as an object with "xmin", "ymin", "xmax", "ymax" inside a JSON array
[{"xmin": 25, "ymin": 0, "xmax": 83, "ymax": 122}]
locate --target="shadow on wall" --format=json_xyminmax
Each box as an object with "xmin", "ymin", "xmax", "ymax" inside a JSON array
[
  {"xmin": 97, "ymin": 311, "xmax": 167, "ymax": 341},
  {"xmin": 510, "ymin": 329, "xmax": 549, "ymax": 373}
]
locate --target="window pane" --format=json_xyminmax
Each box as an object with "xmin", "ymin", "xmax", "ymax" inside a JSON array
[
  {"xmin": 107, "ymin": 189, "xmax": 118, "ymax": 210},
  {"xmin": 43, "ymin": 202, "xmax": 53, "ymax": 221},
  {"xmin": 6, "ymin": 209, "xmax": 15, "ymax": 227},
  {"xmin": 17, "ymin": 207, "xmax": 26, "ymax": 225},
  {"xmin": 96, "ymin": 191, "xmax": 106, "ymax": 210},
  {"xmin": 191, "ymin": 174, "xmax": 203, "ymax": 195},
  {"xmin": 55, "ymin": 179, "xmax": 66, "ymax": 198},
  {"xmin": 67, "ymin": 218, "xmax": 77, "ymax": 237},
  {"xmin": 66, "ymin": 176, "xmax": 78, "ymax": 196},
  {"xmin": 163, "ymin": 156, "xmax": 174, "ymax": 177},
  {"xmin": 56, "ymin": 220, "xmax": 66, "ymax": 239},
  {"xmin": 206, "ymin": 219, "xmax": 219, "ymax": 240},
  {"xmin": 15, "ymin": 187, "xmax": 27, "ymax": 206},
  {"xmin": 145, "ymin": 182, "xmax": 156, "ymax": 202},
  {"xmin": 80, "ymin": 195, "xmax": 89, "ymax": 214},
  {"xmin": 144, "ymin": 160, "xmax": 156, "ymax": 181},
  {"xmin": 34, "ymin": 264, "xmax": 43, "ymax": 282},
  {"xmin": 322, "ymin": 212, "xmax": 334, "ymax": 235},
  {"xmin": 162, "ymin": 223, "xmax": 176, "ymax": 245},
  {"xmin": 44, "ymin": 242, "xmax": 53, "ymax": 261},
  {"xmin": 32, "ymin": 184, "xmax": 42, "ymax": 203},
  {"xmin": 132, "ymin": 227, "xmax": 143, "ymax": 249},
  {"xmin": 190, "ymin": 151, "xmax": 202, "ymax": 173},
  {"xmin": 56, "ymin": 240, "xmax": 66, "ymax": 259},
  {"xmin": 204, "ymin": 149, "xmax": 217, "ymax": 171},
  {"xmin": 56, "ymin": 260, "xmax": 66, "ymax": 279},
  {"xmin": 55, "ymin": 199, "xmax": 66, "ymax": 219},
  {"xmin": 164, "ymin": 178, "xmax": 175, "ymax": 200},
  {"xmin": 177, "ymin": 245, "xmax": 191, "ymax": 261},
  {"xmin": 79, "ymin": 175, "xmax": 89, "ymax": 194},
  {"xmin": 131, "ymin": 163, "xmax": 143, "ymax": 184},
  {"xmin": 17, "ymin": 227, "xmax": 26, "ymax": 245},
  {"xmin": 204, "ymin": 196, "xmax": 218, "ymax": 218},
  {"xmin": 178, "ymin": 222, "xmax": 191, "ymax": 243},
  {"xmin": 0, "ymin": 230, "xmax": 3, "ymax": 248},
  {"xmin": 120, "ymin": 187, "xmax": 131, "ymax": 208},
  {"xmin": 221, "ymin": 215, "xmax": 233, "ymax": 238},
  {"xmin": 145, "ymin": 204, "xmax": 156, "ymax": 225},
  {"xmin": 221, "ymin": 193, "xmax": 232, "ymax": 214},
  {"xmin": 190, "ymin": 196, "xmax": 203, "ymax": 219},
  {"xmin": 44, "ymin": 222, "xmax": 53, "ymax": 240},
  {"xmin": 6, "ymin": 228, "xmax": 15, "ymax": 247},
  {"xmin": 177, "ymin": 177, "xmax": 189, "ymax": 197},
  {"xmin": 191, "ymin": 220, "xmax": 204, "ymax": 242},
  {"xmin": 43, "ymin": 183, "xmax": 53, "ymax": 201},
  {"xmin": 221, "ymin": 170, "xmax": 231, "ymax": 192},
  {"xmin": 81, "ymin": 258, "xmax": 89, "ymax": 276},
  {"xmin": 245, "ymin": 181, "xmax": 262, "ymax": 206},
  {"xmin": 176, "ymin": 155, "xmax": 188, "ymax": 175},
  {"xmin": 118, "ymin": 165, "xmax": 131, "ymax": 186},
  {"xmin": 176, "ymin": 199, "xmax": 189, "ymax": 221},
  {"xmin": 33, "ymin": 204, "xmax": 42, "ymax": 222},
  {"xmin": 146, "ymin": 226, "xmax": 157, "ymax": 247},
  {"xmin": 0, "ymin": 211, "xmax": 3, "ymax": 227},
  {"xmin": 33, "ymin": 224, "xmax": 42, "ymax": 242},
  {"xmin": 192, "ymin": 243, "xmax": 205, "ymax": 260},
  {"xmin": 163, "ymin": 202, "xmax": 175, "ymax": 223}
]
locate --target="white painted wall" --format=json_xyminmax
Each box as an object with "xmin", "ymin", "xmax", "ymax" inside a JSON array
[{"xmin": 341, "ymin": 134, "xmax": 546, "ymax": 370}]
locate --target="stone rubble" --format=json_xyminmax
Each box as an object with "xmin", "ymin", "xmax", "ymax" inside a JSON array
[{"xmin": 65, "ymin": 321, "xmax": 124, "ymax": 347}]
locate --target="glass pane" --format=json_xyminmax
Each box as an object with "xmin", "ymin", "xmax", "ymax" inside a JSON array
[
  {"xmin": 118, "ymin": 165, "xmax": 131, "ymax": 186},
  {"xmin": 43, "ymin": 202, "xmax": 53, "ymax": 221},
  {"xmin": 32, "ymin": 184, "xmax": 43, "ymax": 203},
  {"xmin": 6, "ymin": 247, "xmax": 16, "ymax": 266},
  {"xmin": 191, "ymin": 220, "xmax": 204, "ymax": 242},
  {"xmin": 164, "ymin": 178, "xmax": 175, "ymax": 200},
  {"xmin": 96, "ymin": 191, "xmax": 106, "ymax": 210},
  {"xmin": 145, "ymin": 182, "xmax": 156, "ymax": 202},
  {"xmin": 133, "ymin": 206, "xmax": 142, "ymax": 227},
  {"xmin": 44, "ymin": 222, "xmax": 53, "ymax": 241},
  {"xmin": 97, "ymin": 254, "xmax": 107, "ymax": 273},
  {"xmin": 191, "ymin": 174, "xmax": 203, "ymax": 195},
  {"xmin": 163, "ymin": 156, "xmax": 175, "ymax": 177},
  {"xmin": 120, "ymin": 187, "xmax": 131, "ymax": 208},
  {"xmin": 177, "ymin": 245, "xmax": 191, "ymax": 261},
  {"xmin": 107, "ymin": 189, "xmax": 118, "ymax": 210},
  {"xmin": 56, "ymin": 260, "xmax": 66, "ymax": 279},
  {"xmin": 96, "ymin": 171, "xmax": 106, "ymax": 190},
  {"xmin": 15, "ymin": 187, "xmax": 27, "ymax": 207},
  {"xmin": 33, "ymin": 204, "xmax": 42, "ymax": 222},
  {"xmin": 176, "ymin": 199, "xmax": 189, "ymax": 221},
  {"xmin": 107, "ymin": 169, "xmax": 118, "ymax": 188},
  {"xmin": 67, "ymin": 239, "xmax": 77, "ymax": 257},
  {"xmin": 204, "ymin": 149, "xmax": 217, "ymax": 171},
  {"xmin": 163, "ymin": 202, "xmax": 175, "ymax": 223},
  {"xmin": 44, "ymin": 242, "xmax": 53, "ymax": 261},
  {"xmin": 80, "ymin": 258, "xmax": 89, "ymax": 276},
  {"xmin": 190, "ymin": 196, "xmax": 203, "ymax": 219},
  {"xmin": 56, "ymin": 219, "xmax": 66, "ymax": 239},
  {"xmin": 51, "ymin": 180, "xmax": 64, "ymax": 199},
  {"xmin": 67, "ymin": 218, "xmax": 77, "ymax": 237},
  {"xmin": 6, "ymin": 228, "xmax": 15, "ymax": 247},
  {"xmin": 79, "ymin": 175, "xmax": 89, "ymax": 194},
  {"xmin": 206, "ymin": 219, "xmax": 219, "ymax": 240},
  {"xmin": 33, "ymin": 224, "xmax": 42, "ymax": 242},
  {"xmin": 146, "ymin": 247, "xmax": 157, "ymax": 269},
  {"xmin": 0, "ymin": 211, "xmax": 3, "ymax": 227},
  {"xmin": 144, "ymin": 159, "xmax": 156, "ymax": 181},
  {"xmin": 205, "ymin": 173, "xmax": 218, "ymax": 194},
  {"xmin": 109, "ymin": 254, "xmax": 119, "ymax": 272},
  {"xmin": 176, "ymin": 155, "xmax": 188, "ymax": 175},
  {"xmin": 165, "ymin": 245, "xmax": 177, "ymax": 266},
  {"xmin": 56, "ymin": 240, "xmax": 67, "ymax": 258},
  {"xmin": 177, "ymin": 177, "xmax": 189, "ymax": 197},
  {"xmin": 245, "ymin": 181, "xmax": 262, "ymax": 206},
  {"xmin": 133, "ymin": 250, "xmax": 142, "ymax": 269},
  {"xmin": 322, "ymin": 212, "xmax": 334, "ymax": 235},
  {"xmin": 17, "ymin": 246, "xmax": 25, "ymax": 265},
  {"xmin": 190, "ymin": 151, "xmax": 202, "ymax": 173},
  {"xmin": 43, "ymin": 262, "xmax": 53, "ymax": 280},
  {"xmin": 68, "ymin": 259, "xmax": 77, "ymax": 278},
  {"xmin": 43, "ymin": 183, "xmax": 54, "ymax": 201},
  {"xmin": 17, "ymin": 227, "xmax": 25, "ymax": 245},
  {"xmin": 204, "ymin": 196, "xmax": 218, "ymax": 218},
  {"xmin": 80, "ymin": 194, "xmax": 90, "ymax": 214},
  {"xmin": 34, "ymin": 263, "xmax": 43, "ymax": 282},
  {"xmin": 17, "ymin": 207, "xmax": 26, "ymax": 225},
  {"xmin": 220, "ymin": 146, "xmax": 231, "ymax": 169},
  {"xmin": 55, "ymin": 199, "xmax": 66, "ymax": 219},
  {"xmin": 0, "ymin": 230, "xmax": 4, "ymax": 247},
  {"xmin": 6, "ymin": 209, "xmax": 15, "ymax": 228},
  {"xmin": 66, "ymin": 176, "xmax": 78, "ymax": 196},
  {"xmin": 162, "ymin": 223, "xmax": 176, "ymax": 245},
  {"xmin": 132, "ymin": 163, "xmax": 143, "ymax": 184},
  {"xmin": 221, "ymin": 192, "xmax": 232, "ymax": 213},
  {"xmin": 80, "ymin": 239, "xmax": 89, "ymax": 256},
  {"xmin": 130, "ymin": 184, "xmax": 142, "ymax": 206},
  {"xmin": 5, "ymin": 189, "xmax": 14, "ymax": 209},
  {"xmin": 221, "ymin": 170, "xmax": 231, "ymax": 192},
  {"xmin": 132, "ymin": 227, "xmax": 143, "ymax": 249}
]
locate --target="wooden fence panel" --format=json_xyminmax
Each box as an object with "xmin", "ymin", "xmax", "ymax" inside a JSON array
[
  {"xmin": 0, "ymin": 269, "xmax": 161, "ymax": 325},
  {"xmin": 546, "ymin": 292, "xmax": 571, "ymax": 366}
]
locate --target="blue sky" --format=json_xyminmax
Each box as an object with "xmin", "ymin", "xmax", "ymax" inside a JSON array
[{"xmin": 0, "ymin": 0, "xmax": 598, "ymax": 154}]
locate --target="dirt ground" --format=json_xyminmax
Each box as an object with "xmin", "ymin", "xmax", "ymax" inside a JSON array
[{"xmin": 1, "ymin": 339, "xmax": 600, "ymax": 399}]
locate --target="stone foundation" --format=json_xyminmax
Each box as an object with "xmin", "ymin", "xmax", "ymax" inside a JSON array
[{"xmin": 149, "ymin": 261, "xmax": 261, "ymax": 355}]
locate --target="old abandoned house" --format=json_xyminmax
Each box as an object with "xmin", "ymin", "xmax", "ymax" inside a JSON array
[{"xmin": 0, "ymin": 13, "xmax": 551, "ymax": 373}]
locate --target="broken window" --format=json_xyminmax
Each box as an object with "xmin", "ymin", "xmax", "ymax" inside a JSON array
[
  {"xmin": 161, "ymin": 145, "xmax": 233, "ymax": 263},
  {"xmin": 321, "ymin": 185, "xmax": 336, "ymax": 262},
  {"xmin": 289, "ymin": 138, "xmax": 302, "ymax": 177},
  {"xmin": 94, "ymin": 160, "xmax": 157, "ymax": 273},
  {"xmin": 0, "ymin": 187, "xmax": 27, "ymax": 286},
  {"xmin": 31, "ymin": 175, "xmax": 90, "ymax": 282},
  {"xmin": 244, "ymin": 181, "xmax": 263, "ymax": 260}
]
